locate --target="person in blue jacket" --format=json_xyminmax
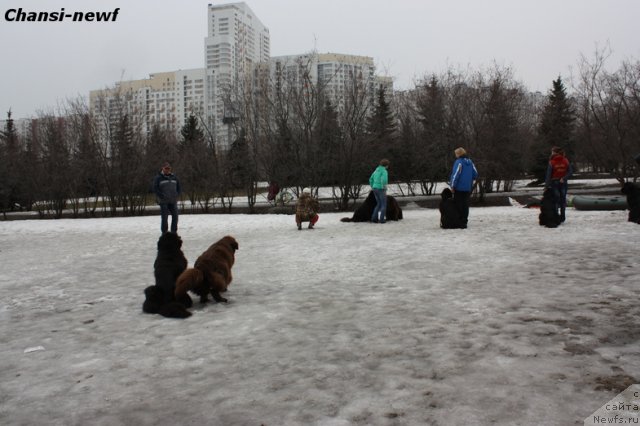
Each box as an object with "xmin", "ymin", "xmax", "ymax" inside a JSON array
[
  {"xmin": 369, "ymin": 159, "xmax": 390, "ymax": 223},
  {"xmin": 449, "ymin": 147, "xmax": 478, "ymax": 228},
  {"xmin": 153, "ymin": 162, "xmax": 182, "ymax": 234}
]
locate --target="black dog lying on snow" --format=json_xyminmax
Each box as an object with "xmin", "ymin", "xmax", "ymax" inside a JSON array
[
  {"xmin": 439, "ymin": 188, "xmax": 463, "ymax": 229},
  {"xmin": 143, "ymin": 232, "xmax": 193, "ymax": 318},
  {"xmin": 539, "ymin": 188, "xmax": 561, "ymax": 228},
  {"xmin": 340, "ymin": 191, "xmax": 403, "ymax": 222},
  {"xmin": 621, "ymin": 182, "xmax": 640, "ymax": 224}
]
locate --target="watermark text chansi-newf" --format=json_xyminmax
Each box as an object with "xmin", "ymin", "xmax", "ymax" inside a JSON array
[{"xmin": 4, "ymin": 8, "xmax": 120, "ymax": 22}]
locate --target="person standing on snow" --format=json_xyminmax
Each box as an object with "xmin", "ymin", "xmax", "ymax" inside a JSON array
[
  {"xmin": 545, "ymin": 146, "xmax": 572, "ymax": 223},
  {"xmin": 369, "ymin": 159, "xmax": 390, "ymax": 223},
  {"xmin": 153, "ymin": 162, "xmax": 181, "ymax": 234},
  {"xmin": 449, "ymin": 147, "xmax": 479, "ymax": 229}
]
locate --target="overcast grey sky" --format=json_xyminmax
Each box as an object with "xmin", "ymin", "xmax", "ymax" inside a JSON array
[{"xmin": 1, "ymin": 0, "xmax": 638, "ymax": 119}]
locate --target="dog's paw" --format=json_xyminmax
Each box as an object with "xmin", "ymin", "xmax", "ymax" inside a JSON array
[{"xmin": 212, "ymin": 293, "xmax": 228, "ymax": 303}]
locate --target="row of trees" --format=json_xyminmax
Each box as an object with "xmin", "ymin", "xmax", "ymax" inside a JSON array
[{"xmin": 1, "ymin": 49, "xmax": 639, "ymax": 219}]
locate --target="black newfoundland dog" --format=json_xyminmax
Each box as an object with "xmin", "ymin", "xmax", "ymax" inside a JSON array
[
  {"xmin": 539, "ymin": 188, "xmax": 561, "ymax": 228},
  {"xmin": 621, "ymin": 182, "xmax": 640, "ymax": 224},
  {"xmin": 341, "ymin": 192, "xmax": 403, "ymax": 222},
  {"xmin": 439, "ymin": 188, "xmax": 463, "ymax": 229},
  {"xmin": 143, "ymin": 232, "xmax": 193, "ymax": 318}
]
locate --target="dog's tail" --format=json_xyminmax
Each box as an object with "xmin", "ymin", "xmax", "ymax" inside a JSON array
[
  {"xmin": 175, "ymin": 268, "xmax": 203, "ymax": 298},
  {"xmin": 340, "ymin": 217, "xmax": 353, "ymax": 222}
]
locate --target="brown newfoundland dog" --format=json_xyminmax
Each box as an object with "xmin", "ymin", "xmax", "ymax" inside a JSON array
[
  {"xmin": 175, "ymin": 236, "xmax": 239, "ymax": 304},
  {"xmin": 341, "ymin": 191, "xmax": 403, "ymax": 222},
  {"xmin": 143, "ymin": 232, "xmax": 192, "ymax": 319}
]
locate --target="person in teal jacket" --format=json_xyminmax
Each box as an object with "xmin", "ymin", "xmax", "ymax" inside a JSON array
[{"xmin": 369, "ymin": 159, "xmax": 390, "ymax": 223}]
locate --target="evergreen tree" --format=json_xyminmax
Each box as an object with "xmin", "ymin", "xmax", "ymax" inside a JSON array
[
  {"xmin": 367, "ymin": 85, "xmax": 397, "ymax": 160},
  {"xmin": 532, "ymin": 76, "xmax": 575, "ymax": 182},
  {"xmin": 180, "ymin": 114, "xmax": 205, "ymax": 143},
  {"xmin": 478, "ymin": 78, "xmax": 522, "ymax": 193},
  {"xmin": 178, "ymin": 114, "xmax": 210, "ymax": 205},
  {"xmin": 416, "ymin": 76, "xmax": 450, "ymax": 187},
  {"xmin": 314, "ymin": 100, "xmax": 341, "ymax": 186},
  {"xmin": 0, "ymin": 110, "xmax": 21, "ymax": 212}
]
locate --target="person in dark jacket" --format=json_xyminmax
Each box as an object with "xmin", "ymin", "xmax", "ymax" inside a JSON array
[
  {"xmin": 153, "ymin": 162, "xmax": 182, "ymax": 234},
  {"xmin": 449, "ymin": 147, "xmax": 479, "ymax": 229}
]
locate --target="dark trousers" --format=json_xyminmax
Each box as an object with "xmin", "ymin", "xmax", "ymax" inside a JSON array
[
  {"xmin": 453, "ymin": 191, "xmax": 471, "ymax": 228},
  {"xmin": 160, "ymin": 203, "xmax": 179, "ymax": 234},
  {"xmin": 550, "ymin": 180, "xmax": 567, "ymax": 221}
]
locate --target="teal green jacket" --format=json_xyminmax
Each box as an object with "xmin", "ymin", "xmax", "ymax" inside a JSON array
[{"xmin": 369, "ymin": 165, "xmax": 388, "ymax": 190}]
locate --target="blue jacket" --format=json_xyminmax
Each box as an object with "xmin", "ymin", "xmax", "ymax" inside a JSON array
[
  {"xmin": 153, "ymin": 172, "xmax": 181, "ymax": 204},
  {"xmin": 369, "ymin": 165, "xmax": 388, "ymax": 190},
  {"xmin": 449, "ymin": 156, "xmax": 478, "ymax": 192}
]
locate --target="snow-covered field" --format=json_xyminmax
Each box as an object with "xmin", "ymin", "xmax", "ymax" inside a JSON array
[{"xmin": 1, "ymin": 203, "xmax": 638, "ymax": 425}]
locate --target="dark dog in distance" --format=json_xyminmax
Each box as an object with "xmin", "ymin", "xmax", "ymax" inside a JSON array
[
  {"xmin": 621, "ymin": 182, "xmax": 640, "ymax": 224},
  {"xmin": 439, "ymin": 188, "xmax": 464, "ymax": 229},
  {"xmin": 341, "ymin": 191, "xmax": 403, "ymax": 222},
  {"xmin": 539, "ymin": 188, "xmax": 561, "ymax": 228},
  {"xmin": 143, "ymin": 232, "xmax": 192, "ymax": 318},
  {"xmin": 175, "ymin": 236, "xmax": 239, "ymax": 305}
]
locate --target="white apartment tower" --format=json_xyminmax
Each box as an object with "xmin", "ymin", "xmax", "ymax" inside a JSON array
[
  {"xmin": 205, "ymin": 2, "xmax": 270, "ymax": 149},
  {"xmin": 88, "ymin": 4, "xmax": 393, "ymax": 150},
  {"xmin": 89, "ymin": 68, "xmax": 205, "ymax": 137},
  {"xmin": 270, "ymin": 53, "xmax": 379, "ymax": 109}
]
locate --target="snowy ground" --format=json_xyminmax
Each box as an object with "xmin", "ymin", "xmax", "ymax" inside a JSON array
[{"xmin": 1, "ymin": 203, "xmax": 638, "ymax": 425}]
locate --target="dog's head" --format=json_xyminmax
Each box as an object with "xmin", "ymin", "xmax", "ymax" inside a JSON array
[
  {"xmin": 218, "ymin": 235, "xmax": 239, "ymax": 252},
  {"xmin": 158, "ymin": 232, "xmax": 183, "ymax": 252},
  {"xmin": 441, "ymin": 188, "xmax": 453, "ymax": 200}
]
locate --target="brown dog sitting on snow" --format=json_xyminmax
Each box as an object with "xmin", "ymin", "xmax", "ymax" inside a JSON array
[{"xmin": 175, "ymin": 236, "xmax": 239, "ymax": 304}]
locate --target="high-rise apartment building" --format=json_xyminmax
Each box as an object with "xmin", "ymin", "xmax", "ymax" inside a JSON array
[
  {"xmin": 88, "ymin": 3, "xmax": 391, "ymax": 150},
  {"xmin": 89, "ymin": 2, "xmax": 269, "ymax": 149},
  {"xmin": 89, "ymin": 68, "xmax": 205, "ymax": 136},
  {"xmin": 269, "ymin": 53, "xmax": 381, "ymax": 109},
  {"xmin": 205, "ymin": 2, "xmax": 270, "ymax": 149}
]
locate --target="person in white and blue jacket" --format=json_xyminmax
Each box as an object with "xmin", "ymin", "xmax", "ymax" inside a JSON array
[
  {"xmin": 153, "ymin": 162, "xmax": 181, "ymax": 234},
  {"xmin": 449, "ymin": 147, "xmax": 478, "ymax": 228}
]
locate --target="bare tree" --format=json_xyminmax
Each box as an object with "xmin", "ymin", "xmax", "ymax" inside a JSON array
[
  {"xmin": 64, "ymin": 98, "xmax": 102, "ymax": 217},
  {"xmin": 575, "ymin": 47, "xmax": 640, "ymax": 180},
  {"xmin": 331, "ymin": 67, "xmax": 373, "ymax": 210}
]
